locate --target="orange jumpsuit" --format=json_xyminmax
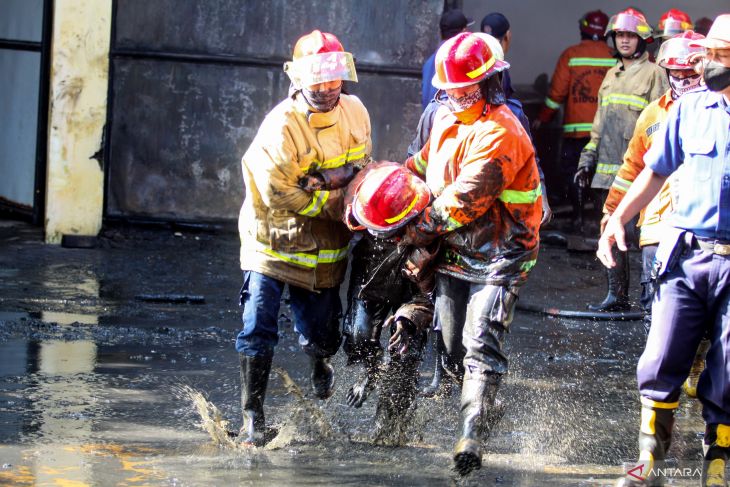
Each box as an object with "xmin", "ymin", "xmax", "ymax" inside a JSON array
[
  {"xmin": 405, "ymin": 99, "xmax": 541, "ymax": 285},
  {"xmin": 538, "ymin": 39, "xmax": 615, "ymax": 138},
  {"xmin": 602, "ymin": 90, "xmax": 674, "ymax": 247}
]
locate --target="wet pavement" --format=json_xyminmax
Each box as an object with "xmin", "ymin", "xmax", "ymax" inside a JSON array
[{"xmin": 0, "ymin": 218, "xmax": 709, "ymax": 486}]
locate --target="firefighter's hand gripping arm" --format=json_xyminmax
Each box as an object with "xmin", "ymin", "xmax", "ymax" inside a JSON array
[
  {"xmin": 298, "ymin": 164, "xmax": 356, "ymax": 192},
  {"xmin": 574, "ymin": 148, "xmax": 597, "ymax": 189},
  {"xmin": 387, "ymin": 316, "xmax": 415, "ymax": 357},
  {"xmin": 401, "ymin": 241, "xmax": 441, "ymax": 295}
]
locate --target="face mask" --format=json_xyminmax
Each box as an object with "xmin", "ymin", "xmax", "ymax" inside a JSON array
[
  {"xmin": 668, "ymin": 72, "xmax": 702, "ymax": 99},
  {"xmin": 447, "ymin": 89, "xmax": 483, "ymax": 111},
  {"xmin": 703, "ymin": 60, "xmax": 730, "ymax": 93},
  {"xmin": 302, "ymin": 86, "xmax": 341, "ymax": 112}
]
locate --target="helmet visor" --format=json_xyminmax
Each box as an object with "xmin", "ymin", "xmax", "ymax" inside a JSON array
[
  {"xmin": 284, "ymin": 51, "xmax": 358, "ymax": 87},
  {"xmin": 657, "ymin": 38, "xmax": 705, "ymax": 69},
  {"xmin": 607, "ymin": 13, "xmax": 653, "ymax": 39},
  {"xmin": 660, "ymin": 18, "xmax": 693, "ymax": 38}
]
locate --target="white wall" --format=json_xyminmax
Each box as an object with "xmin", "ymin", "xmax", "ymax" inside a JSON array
[{"xmin": 460, "ymin": 1, "xmax": 728, "ymax": 87}]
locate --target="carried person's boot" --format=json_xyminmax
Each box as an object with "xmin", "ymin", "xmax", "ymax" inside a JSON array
[
  {"xmin": 702, "ymin": 424, "xmax": 730, "ymax": 487},
  {"xmin": 239, "ymin": 352, "xmax": 274, "ymax": 446},
  {"xmin": 589, "ymin": 248, "xmax": 630, "ymax": 312},
  {"xmin": 421, "ymin": 332, "xmax": 454, "ymax": 397},
  {"xmin": 453, "ymin": 373, "xmax": 501, "ymax": 476},
  {"xmin": 310, "ymin": 356, "xmax": 335, "ymax": 400},
  {"xmin": 683, "ymin": 339, "xmax": 710, "ymax": 399},
  {"xmin": 616, "ymin": 401, "xmax": 675, "ymax": 486}
]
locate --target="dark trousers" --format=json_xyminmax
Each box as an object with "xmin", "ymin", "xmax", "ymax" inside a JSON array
[
  {"xmin": 638, "ymin": 245, "xmax": 730, "ymax": 424},
  {"xmin": 235, "ymin": 271, "xmax": 342, "ymax": 358},
  {"xmin": 434, "ymin": 274, "xmax": 520, "ymax": 379}
]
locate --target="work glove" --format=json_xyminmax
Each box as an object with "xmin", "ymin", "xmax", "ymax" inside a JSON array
[
  {"xmin": 387, "ymin": 315, "xmax": 415, "ymax": 357},
  {"xmin": 401, "ymin": 241, "xmax": 441, "ymax": 295},
  {"xmin": 574, "ymin": 149, "xmax": 597, "ymax": 189},
  {"xmin": 298, "ymin": 173, "xmax": 325, "ymax": 192}
]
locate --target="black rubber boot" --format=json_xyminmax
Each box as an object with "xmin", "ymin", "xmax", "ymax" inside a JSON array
[
  {"xmin": 616, "ymin": 403, "xmax": 675, "ymax": 486},
  {"xmin": 588, "ymin": 248, "xmax": 630, "ymax": 312},
  {"xmin": 311, "ymin": 356, "xmax": 335, "ymax": 400},
  {"xmin": 239, "ymin": 353, "xmax": 273, "ymax": 446},
  {"xmin": 702, "ymin": 424, "xmax": 730, "ymax": 487},
  {"xmin": 453, "ymin": 373, "xmax": 501, "ymax": 476},
  {"xmin": 421, "ymin": 331, "xmax": 455, "ymax": 398}
]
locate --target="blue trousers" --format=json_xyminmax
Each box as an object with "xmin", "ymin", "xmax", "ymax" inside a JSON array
[
  {"xmin": 235, "ymin": 271, "xmax": 342, "ymax": 358},
  {"xmin": 638, "ymin": 245, "xmax": 730, "ymax": 424}
]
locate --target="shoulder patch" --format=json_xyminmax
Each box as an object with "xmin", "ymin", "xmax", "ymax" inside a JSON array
[{"xmin": 646, "ymin": 122, "xmax": 662, "ymax": 138}]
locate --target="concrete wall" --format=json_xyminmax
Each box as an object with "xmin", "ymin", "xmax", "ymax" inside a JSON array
[
  {"xmin": 461, "ymin": 1, "xmax": 728, "ymax": 88},
  {"xmin": 45, "ymin": 0, "xmax": 112, "ymax": 243}
]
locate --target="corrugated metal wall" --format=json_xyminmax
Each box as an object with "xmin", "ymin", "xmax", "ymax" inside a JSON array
[{"xmin": 106, "ymin": 0, "xmax": 441, "ymax": 222}]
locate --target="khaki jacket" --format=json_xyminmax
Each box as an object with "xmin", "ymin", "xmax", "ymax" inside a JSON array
[
  {"xmin": 238, "ymin": 93, "xmax": 371, "ymax": 290},
  {"xmin": 580, "ymin": 52, "xmax": 668, "ymax": 189}
]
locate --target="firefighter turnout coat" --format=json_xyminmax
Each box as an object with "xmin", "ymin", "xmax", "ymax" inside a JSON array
[
  {"xmin": 238, "ymin": 92, "xmax": 371, "ymax": 290},
  {"xmin": 537, "ymin": 39, "xmax": 615, "ymax": 138},
  {"xmin": 405, "ymin": 99, "xmax": 541, "ymax": 286},
  {"xmin": 579, "ymin": 52, "xmax": 668, "ymax": 190},
  {"xmin": 603, "ymin": 90, "xmax": 674, "ymax": 247}
]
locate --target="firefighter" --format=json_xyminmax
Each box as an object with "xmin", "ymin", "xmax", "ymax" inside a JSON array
[
  {"xmin": 599, "ymin": 15, "xmax": 730, "ymax": 486},
  {"xmin": 574, "ymin": 8, "xmax": 668, "ymax": 312},
  {"xmin": 400, "ymin": 32, "xmax": 541, "ymax": 475},
  {"xmin": 341, "ymin": 162, "xmax": 434, "ymax": 441},
  {"xmin": 234, "ymin": 30, "xmax": 371, "ymax": 446},
  {"xmin": 533, "ymin": 10, "xmax": 613, "ymax": 223},
  {"xmin": 602, "ymin": 31, "xmax": 708, "ymax": 398}
]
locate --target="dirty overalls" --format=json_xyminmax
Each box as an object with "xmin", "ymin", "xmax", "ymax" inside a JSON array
[
  {"xmin": 404, "ymin": 98, "xmax": 542, "ymax": 469},
  {"xmin": 630, "ymin": 89, "xmax": 730, "ymax": 483}
]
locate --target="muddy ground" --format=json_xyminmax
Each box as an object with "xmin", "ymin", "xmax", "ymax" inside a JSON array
[{"xmin": 0, "ymin": 218, "xmax": 708, "ymax": 486}]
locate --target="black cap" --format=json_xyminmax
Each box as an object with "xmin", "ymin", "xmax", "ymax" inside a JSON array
[
  {"xmin": 440, "ymin": 9, "xmax": 474, "ymax": 38},
  {"xmin": 481, "ymin": 12, "xmax": 510, "ymax": 40}
]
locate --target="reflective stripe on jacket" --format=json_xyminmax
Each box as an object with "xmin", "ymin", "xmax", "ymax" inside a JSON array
[
  {"xmin": 603, "ymin": 90, "xmax": 674, "ymax": 246},
  {"xmin": 405, "ymin": 100, "xmax": 541, "ymax": 285},
  {"xmin": 239, "ymin": 93, "xmax": 372, "ymax": 290},
  {"xmin": 587, "ymin": 52, "xmax": 668, "ymax": 190},
  {"xmin": 538, "ymin": 39, "xmax": 615, "ymax": 138}
]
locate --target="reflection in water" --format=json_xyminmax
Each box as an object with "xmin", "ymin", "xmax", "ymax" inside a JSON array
[{"xmin": 40, "ymin": 311, "xmax": 98, "ymax": 326}]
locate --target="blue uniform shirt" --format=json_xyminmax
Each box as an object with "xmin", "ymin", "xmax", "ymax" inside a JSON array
[
  {"xmin": 646, "ymin": 88, "xmax": 730, "ymax": 240},
  {"xmin": 421, "ymin": 50, "xmax": 438, "ymax": 110}
]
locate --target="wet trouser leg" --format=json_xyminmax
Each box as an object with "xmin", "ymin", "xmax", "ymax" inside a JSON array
[
  {"xmin": 434, "ymin": 275, "xmax": 467, "ymax": 382},
  {"xmin": 436, "ymin": 276, "xmax": 520, "ymax": 475},
  {"xmin": 639, "ymin": 245, "xmax": 657, "ymax": 335},
  {"xmin": 374, "ymin": 327, "xmax": 428, "ymax": 444},
  {"xmin": 289, "ymin": 283, "xmax": 342, "ymax": 400},
  {"xmin": 342, "ymin": 297, "xmax": 389, "ymax": 407}
]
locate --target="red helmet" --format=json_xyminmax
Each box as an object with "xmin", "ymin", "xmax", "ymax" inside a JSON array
[
  {"xmin": 293, "ymin": 30, "xmax": 343, "ymax": 59},
  {"xmin": 350, "ymin": 164, "xmax": 431, "ymax": 235},
  {"xmin": 658, "ymin": 9, "xmax": 693, "ymax": 39},
  {"xmin": 432, "ymin": 32, "xmax": 509, "ymax": 90},
  {"xmin": 606, "ymin": 8, "xmax": 653, "ymax": 40},
  {"xmin": 285, "ymin": 30, "xmax": 357, "ymax": 87},
  {"xmin": 580, "ymin": 10, "xmax": 609, "ymax": 38},
  {"xmin": 657, "ymin": 31, "xmax": 705, "ymax": 70}
]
